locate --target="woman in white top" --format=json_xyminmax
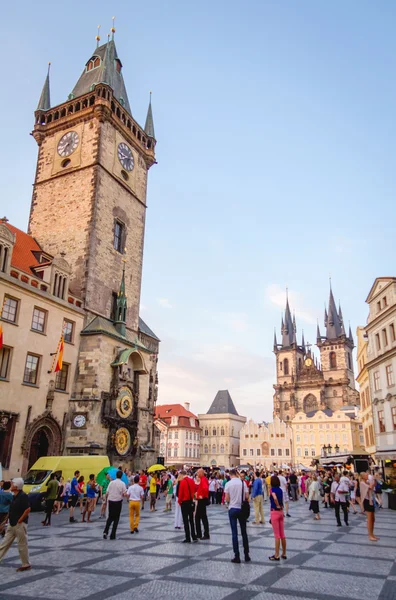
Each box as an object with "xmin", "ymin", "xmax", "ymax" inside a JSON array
[{"xmin": 308, "ymin": 473, "xmax": 321, "ymax": 520}]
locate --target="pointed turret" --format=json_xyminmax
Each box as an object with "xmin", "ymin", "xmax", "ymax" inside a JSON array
[
  {"xmin": 273, "ymin": 329, "xmax": 278, "ymax": 352},
  {"xmin": 144, "ymin": 92, "xmax": 155, "ymax": 139},
  {"xmin": 348, "ymin": 324, "xmax": 354, "ymax": 345},
  {"xmin": 326, "ymin": 287, "xmax": 344, "ymax": 339},
  {"xmin": 316, "ymin": 323, "xmax": 321, "ymax": 344},
  {"xmin": 114, "ymin": 262, "xmax": 127, "ymax": 336},
  {"xmin": 71, "ymin": 39, "xmax": 132, "ymax": 114},
  {"xmin": 282, "ymin": 296, "xmax": 295, "ymax": 347},
  {"xmin": 301, "ymin": 331, "xmax": 306, "ymax": 353},
  {"xmin": 37, "ymin": 64, "xmax": 51, "ymax": 111}
]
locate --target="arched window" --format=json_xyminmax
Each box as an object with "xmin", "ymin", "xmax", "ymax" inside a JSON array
[
  {"xmin": 212, "ymin": 444, "xmax": 216, "ymax": 454},
  {"xmin": 297, "ymin": 447, "xmax": 301, "ymax": 457},
  {"xmin": 283, "ymin": 358, "xmax": 289, "ymax": 375},
  {"xmin": 220, "ymin": 427, "xmax": 225, "ymax": 436},
  {"xmin": 330, "ymin": 351, "xmax": 337, "ymax": 369},
  {"xmin": 212, "ymin": 428, "xmax": 217, "ymax": 436},
  {"xmin": 220, "ymin": 444, "xmax": 225, "ymax": 453},
  {"xmin": 204, "ymin": 444, "xmax": 208, "ymax": 454},
  {"xmin": 204, "ymin": 429, "xmax": 208, "ymax": 436}
]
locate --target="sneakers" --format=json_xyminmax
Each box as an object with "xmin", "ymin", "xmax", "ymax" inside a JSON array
[
  {"xmin": 182, "ymin": 539, "xmax": 191, "ymax": 543},
  {"xmin": 135, "ymin": 528, "xmax": 139, "ymax": 533},
  {"xmin": 245, "ymin": 555, "xmax": 251, "ymax": 562},
  {"xmin": 201, "ymin": 535, "xmax": 210, "ymax": 540},
  {"xmin": 69, "ymin": 517, "xmax": 77, "ymax": 523},
  {"xmin": 103, "ymin": 533, "xmax": 108, "ymax": 539},
  {"xmin": 130, "ymin": 530, "xmax": 134, "ymax": 534}
]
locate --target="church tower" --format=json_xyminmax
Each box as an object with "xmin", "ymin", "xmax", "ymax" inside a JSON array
[
  {"xmin": 317, "ymin": 286, "xmax": 358, "ymax": 409},
  {"xmin": 29, "ymin": 32, "xmax": 156, "ymax": 332}
]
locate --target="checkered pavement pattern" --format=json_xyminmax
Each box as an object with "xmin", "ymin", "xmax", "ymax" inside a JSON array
[{"xmin": 1, "ymin": 496, "xmax": 396, "ymax": 600}]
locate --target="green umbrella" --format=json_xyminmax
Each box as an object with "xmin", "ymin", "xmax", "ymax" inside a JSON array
[{"xmin": 96, "ymin": 466, "xmax": 112, "ymax": 487}]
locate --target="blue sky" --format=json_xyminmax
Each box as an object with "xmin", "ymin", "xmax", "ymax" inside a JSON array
[{"xmin": 2, "ymin": 2, "xmax": 395, "ymax": 421}]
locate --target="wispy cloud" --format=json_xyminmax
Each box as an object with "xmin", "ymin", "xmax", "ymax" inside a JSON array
[
  {"xmin": 157, "ymin": 298, "xmax": 174, "ymax": 309},
  {"xmin": 266, "ymin": 283, "xmax": 317, "ymax": 324}
]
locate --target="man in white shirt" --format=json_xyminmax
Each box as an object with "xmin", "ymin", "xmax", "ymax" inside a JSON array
[
  {"xmin": 126, "ymin": 475, "xmax": 144, "ymax": 534},
  {"xmin": 103, "ymin": 471, "xmax": 127, "ymax": 540},
  {"xmin": 224, "ymin": 469, "xmax": 250, "ymax": 564},
  {"xmin": 330, "ymin": 474, "xmax": 349, "ymax": 527},
  {"xmin": 278, "ymin": 471, "xmax": 291, "ymax": 517}
]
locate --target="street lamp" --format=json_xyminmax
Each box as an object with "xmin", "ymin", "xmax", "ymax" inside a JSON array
[
  {"xmin": 321, "ymin": 445, "xmax": 327, "ymax": 457},
  {"xmin": 327, "ymin": 444, "xmax": 332, "ymax": 454},
  {"xmin": 335, "ymin": 444, "xmax": 340, "ymax": 454}
]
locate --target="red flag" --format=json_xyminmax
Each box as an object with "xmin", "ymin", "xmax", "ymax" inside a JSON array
[{"xmin": 54, "ymin": 336, "xmax": 64, "ymax": 372}]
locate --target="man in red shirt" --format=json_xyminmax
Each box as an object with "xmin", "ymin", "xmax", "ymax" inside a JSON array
[
  {"xmin": 139, "ymin": 471, "xmax": 148, "ymax": 510},
  {"xmin": 178, "ymin": 470, "xmax": 198, "ymax": 543},
  {"xmin": 195, "ymin": 468, "xmax": 210, "ymax": 539}
]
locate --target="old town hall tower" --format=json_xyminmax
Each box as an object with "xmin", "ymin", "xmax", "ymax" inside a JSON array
[
  {"xmin": 273, "ymin": 288, "xmax": 359, "ymax": 422},
  {"xmin": 27, "ymin": 31, "xmax": 160, "ymax": 467}
]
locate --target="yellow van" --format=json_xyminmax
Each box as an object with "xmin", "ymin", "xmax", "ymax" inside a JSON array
[{"xmin": 23, "ymin": 455, "xmax": 110, "ymax": 510}]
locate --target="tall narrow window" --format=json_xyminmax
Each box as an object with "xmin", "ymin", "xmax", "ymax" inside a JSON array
[
  {"xmin": 390, "ymin": 323, "xmax": 396, "ymax": 342},
  {"xmin": 0, "ymin": 244, "xmax": 8, "ymax": 272},
  {"xmin": 23, "ymin": 354, "xmax": 40, "ymax": 385},
  {"xmin": 378, "ymin": 410, "xmax": 386, "ymax": 433},
  {"xmin": 347, "ymin": 353, "xmax": 352, "ymax": 369},
  {"xmin": 283, "ymin": 358, "xmax": 289, "ymax": 375},
  {"xmin": 373, "ymin": 371, "xmax": 380, "ymax": 392},
  {"xmin": 1, "ymin": 296, "xmax": 18, "ymax": 323},
  {"xmin": 375, "ymin": 334, "xmax": 381, "ymax": 351},
  {"xmin": 383, "ymin": 296, "xmax": 388, "ymax": 308},
  {"xmin": 113, "ymin": 221, "xmax": 125, "ymax": 253},
  {"xmin": 382, "ymin": 329, "xmax": 388, "ymax": 347},
  {"xmin": 330, "ymin": 351, "xmax": 337, "ymax": 369},
  {"xmin": 63, "ymin": 320, "xmax": 74, "ymax": 343},
  {"xmin": 0, "ymin": 346, "xmax": 11, "ymax": 379},
  {"xmin": 31, "ymin": 307, "xmax": 47, "ymax": 333},
  {"xmin": 55, "ymin": 363, "xmax": 69, "ymax": 391},
  {"xmin": 386, "ymin": 364, "xmax": 394, "ymax": 387}
]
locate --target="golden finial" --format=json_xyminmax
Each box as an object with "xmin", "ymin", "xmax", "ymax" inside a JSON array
[
  {"xmin": 111, "ymin": 16, "xmax": 116, "ymax": 39},
  {"xmin": 96, "ymin": 25, "xmax": 101, "ymax": 47}
]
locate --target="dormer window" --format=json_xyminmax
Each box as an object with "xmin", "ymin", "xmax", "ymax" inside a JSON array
[
  {"xmin": 115, "ymin": 59, "xmax": 122, "ymax": 73},
  {"xmin": 86, "ymin": 56, "xmax": 101, "ymax": 72}
]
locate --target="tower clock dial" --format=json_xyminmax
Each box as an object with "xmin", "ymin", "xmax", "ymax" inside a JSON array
[
  {"xmin": 305, "ymin": 358, "xmax": 313, "ymax": 367},
  {"xmin": 57, "ymin": 131, "xmax": 79, "ymax": 157},
  {"xmin": 117, "ymin": 142, "xmax": 134, "ymax": 171}
]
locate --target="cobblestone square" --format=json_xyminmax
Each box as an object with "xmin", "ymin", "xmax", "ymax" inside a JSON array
[{"xmin": 1, "ymin": 498, "xmax": 395, "ymax": 600}]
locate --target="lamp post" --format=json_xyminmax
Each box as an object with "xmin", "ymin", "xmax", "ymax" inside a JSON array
[
  {"xmin": 321, "ymin": 444, "xmax": 327, "ymax": 458},
  {"xmin": 335, "ymin": 444, "xmax": 340, "ymax": 454},
  {"xmin": 327, "ymin": 444, "xmax": 332, "ymax": 455}
]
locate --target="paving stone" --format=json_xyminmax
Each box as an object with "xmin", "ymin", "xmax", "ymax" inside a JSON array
[
  {"xmin": 169, "ymin": 559, "xmax": 273, "ymax": 584},
  {"xmin": 323, "ymin": 542, "xmax": 396, "ymax": 561},
  {"xmin": 87, "ymin": 553, "xmax": 185, "ymax": 574},
  {"xmin": 271, "ymin": 569, "xmax": 386, "ymax": 600},
  {"xmin": 109, "ymin": 580, "xmax": 236, "ymax": 600},
  {"xmin": 302, "ymin": 553, "xmax": 393, "ymax": 576}
]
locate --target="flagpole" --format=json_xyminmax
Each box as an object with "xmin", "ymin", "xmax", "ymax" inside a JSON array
[{"xmin": 48, "ymin": 333, "xmax": 63, "ymax": 374}]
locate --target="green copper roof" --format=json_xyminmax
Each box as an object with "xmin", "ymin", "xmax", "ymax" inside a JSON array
[
  {"xmin": 82, "ymin": 315, "xmax": 148, "ymax": 351},
  {"xmin": 144, "ymin": 93, "xmax": 155, "ymax": 139},
  {"xmin": 37, "ymin": 65, "xmax": 51, "ymax": 111},
  {"xmin": 71, "ymin": 40, "xmax": 132, "ymax": 115}
]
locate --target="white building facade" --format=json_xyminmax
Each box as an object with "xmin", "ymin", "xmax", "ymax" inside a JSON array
[{"xmin": 239, "ymin": 417, "xmax": 292, "ymax": 468}]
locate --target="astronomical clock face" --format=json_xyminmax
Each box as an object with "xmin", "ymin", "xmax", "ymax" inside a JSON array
[
  {"xmin": 57, "ymin": 131, "xmax": 79, "ymax": 157},
  {"xmin": 116, "ymin": 387, "xmax": 133, "ymax": 419},
  {"xmin": 114, "ymin": 427, "xmax": 131, "ymax": 456},
  {"xmin": 117, "ymin": 142, "xmax": 134, "ymax": 171},
  {"xmin": 305, "ymin": 358, "xmax": 313, "ymax": 367}
]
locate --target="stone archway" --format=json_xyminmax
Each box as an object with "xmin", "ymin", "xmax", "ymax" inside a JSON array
[
  {"xmin": 303, "ymin": 394, "xmax": 318, "ymax": 413},
  {"xmin": 22, "ymin": 413, "xmax": 63, "ymax": 473}
]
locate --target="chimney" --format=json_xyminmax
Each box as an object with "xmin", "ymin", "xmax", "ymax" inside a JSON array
[{"xmin": 184, "ymin": 402, "xmax": 190, "ymax": 411}]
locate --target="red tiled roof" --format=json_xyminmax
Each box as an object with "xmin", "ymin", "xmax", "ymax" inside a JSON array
[
  {"xmin": 4, "ymin": 223, "xmax": 44, "ymax": 275},
  {"xmin": 155, "ymin": 404, "xmax": 198, "ymax": 420}
]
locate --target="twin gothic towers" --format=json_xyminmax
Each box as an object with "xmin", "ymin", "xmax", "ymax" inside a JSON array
[{"xmin": 273, "ymin": 289, "xmax": 359, "ymax": 421}]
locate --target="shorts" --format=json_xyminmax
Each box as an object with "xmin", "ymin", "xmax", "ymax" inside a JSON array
[
  {"xmin": 282, "ymin": 490, "xmax": 289, "ymax": 502},
  {"xmin": 70, "ymin": 495, "xmax": 79, "ymax": 508},
  {"xmin": 310, "ymin": 500, "xmax": 319, "ymax": 514},
  {"xmin": 363, "ymin": 499, "xmax": 374, "ymax": 513},
  {"xmin": 86, "ymin": 497, "xmax": 95, "ymax": 510}
]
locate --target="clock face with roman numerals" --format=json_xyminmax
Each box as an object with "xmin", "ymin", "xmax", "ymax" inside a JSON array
[
  {"xmin": 57, "ymin": 131, "xmax": 79, "ymax": 157},
  {"xmin": 117, "ymin": 143, "xmax": 134, "ymax": 172}
]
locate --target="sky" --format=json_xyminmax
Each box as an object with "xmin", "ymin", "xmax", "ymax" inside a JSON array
[{"xmin": 2, "ymin": 2, "xmax": 396, "ymax": 422}]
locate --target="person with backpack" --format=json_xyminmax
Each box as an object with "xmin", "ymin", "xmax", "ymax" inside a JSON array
[{"xmin": 224, "ymin": 469, "xmax": 250, "ymax": 563}]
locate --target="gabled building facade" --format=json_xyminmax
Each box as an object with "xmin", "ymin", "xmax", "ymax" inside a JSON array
[
  {"xmin": 199, "ymin": 390, "xmax": 246, "ymax": 467},
  {"xmin": 273, "ymin": 288, "xmax": 359, "ymax": 422},
  {"xmin": 155, "ymin": 403, "xmax": 201, "ymax": 468},
  {"xmin": 364, "ymin": 277, "xmax": 396, "ymax": 475},
  {"xmin": 239, "ymin": 418, "xmax": 292, "ymax": 468}
]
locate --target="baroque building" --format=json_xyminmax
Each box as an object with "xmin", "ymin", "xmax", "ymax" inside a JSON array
[
  {"xmin": 154, "ymin": 403, "xmax": 201, "ymax": 469},
  {"xmin": 0, "ymin": 30, "xmax": 160, "ymax": 473},
  {"xmin": 356, "ymin": 326, "xmax": 376, "ymax": 457},
  {"xmin": 273, "ymin": 288, "xmax": 359, "ymax": 422},
  {"xmin": 364, "ymin": 277, "xmax": 396, "ymax": 477},
  {"xmin": 199, "ymin": 390, "xmax": 246, "ymax": 468},
  {"xmin": 239, "ymin": 418, "xmax": 292, "ymax": 468}
]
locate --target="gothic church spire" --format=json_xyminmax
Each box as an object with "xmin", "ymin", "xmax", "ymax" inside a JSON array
[{"xmin": 37, "ymin": 63, "xmax": 51, "ymax": 111}]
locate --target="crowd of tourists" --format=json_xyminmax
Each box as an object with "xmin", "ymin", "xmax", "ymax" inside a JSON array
[{"xmin": 0, "ymin": 463, "xmax": 387, "ymax": 571}]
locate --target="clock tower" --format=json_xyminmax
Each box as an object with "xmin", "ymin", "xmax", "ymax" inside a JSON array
[
  {"xmin": 29, "ymin": 35, "xmax": 156, "ymax": 332},
  {"xmin": 27, "ymin": 31, "xmax": 160, "ymax": 468}
]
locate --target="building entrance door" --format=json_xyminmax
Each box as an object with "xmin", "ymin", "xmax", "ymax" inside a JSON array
[{"xmin": 28, "ymin": 428, "xmax": 49, "ymax": 469}]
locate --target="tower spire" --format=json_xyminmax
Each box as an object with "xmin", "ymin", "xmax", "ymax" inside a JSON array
[
  {"xmin": 316, "ymin": 322, "xmax": 321, "ymax": 344},
  {"xmin": 36, "ymin": 63, "xmax": 51, "ymax": 111},
  {"xmin": 273, "ymin": 329, "xmax": 278, "ymax": 352},
  {"xmin": 114, "ymin": 258, "xmax": 127, "ymax": 336},
  {"xmin": 144, "ymin": 91, "xmax": 155, "ymax": 139},
  {"xmin": 302, "ymin": 330, "xmax": 306, "ymax": 353},
  {"xmin": 281, "ymin": 293, "xmax": 295, "ymax": 348},
  {"xmin": 325, "ymin": 284, "xmax": 345, "ymax": 340}
]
